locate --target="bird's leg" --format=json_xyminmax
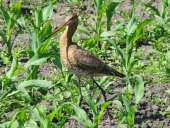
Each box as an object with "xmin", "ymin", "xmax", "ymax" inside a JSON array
[
  {"xmin": 76, "ymin": 76, "xmax": 83, "ymax": 106},
  {"xmin": 93, "ymin": 79, "xmax": 111, "ymax": 124}
]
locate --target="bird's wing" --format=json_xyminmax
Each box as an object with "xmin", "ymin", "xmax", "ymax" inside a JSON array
[
  {"xmin": 69, "ymin": 46, "xmax": 124, "ymax": 77},
  {"xmin": 74, "ymin": 48, "xmax": 106, "ymax": 72}
]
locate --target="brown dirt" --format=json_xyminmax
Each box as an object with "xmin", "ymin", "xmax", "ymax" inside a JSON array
[{"xmin": 1, "ymin": 0, "xmax": 170, "ymax": 128}]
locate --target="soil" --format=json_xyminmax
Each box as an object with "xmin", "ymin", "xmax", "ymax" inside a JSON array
[{"xmin": 1, "ymin": 0, "xmax": 170, "ymax": 128}]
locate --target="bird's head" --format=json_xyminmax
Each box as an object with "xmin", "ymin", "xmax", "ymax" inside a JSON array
[
  {"xmin": 64, "ymin": 13, "xmax": 78, "ymax": 26},
  {"xmin": 42, "ymin": 13, "xmax": 78, "ymax": 42}
]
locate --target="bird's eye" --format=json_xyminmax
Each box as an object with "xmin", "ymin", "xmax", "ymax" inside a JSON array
[{"xmin": 70, "ymin": 16, "xmax": 75, "ymax": 20}]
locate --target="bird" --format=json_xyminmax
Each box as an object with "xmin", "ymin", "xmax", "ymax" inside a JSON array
[{"xmin": 43, "ymin": 13, "xmax": 125, "ymax": 121}]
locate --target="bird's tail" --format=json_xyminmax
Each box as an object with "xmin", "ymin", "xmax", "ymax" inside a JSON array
[{"xmin": 112, "ymin": 69, "xmax": 125, "ymax": 78}]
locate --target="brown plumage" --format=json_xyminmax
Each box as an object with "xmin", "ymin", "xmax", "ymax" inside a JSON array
[{"xmin": 43, "ymin": 13, "xmax": 125, "ymax": 121}]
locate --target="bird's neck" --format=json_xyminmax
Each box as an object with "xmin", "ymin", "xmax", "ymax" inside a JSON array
[{"xmin": 60, "ymin": 24, "xmax": 78, "ymax": 44}]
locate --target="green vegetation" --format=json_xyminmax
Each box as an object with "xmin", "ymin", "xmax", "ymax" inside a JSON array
[{"xmin": 0, "ymin": 0, "xmax": 170, "ymax": 127}]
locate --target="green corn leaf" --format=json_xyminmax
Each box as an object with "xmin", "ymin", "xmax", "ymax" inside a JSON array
[
  {"xmin": 18, "ymin": 80, "xmax": 52, "ymax": 88},
  {"xmin": 17, "ymin": 80, "xmax": 52, "ymax": 102},
  {"xmin": 69, "ymin": 103, "xmax": 93, "ymax": 128},
  {"xmin": 113, "ymin": 100, "xmax": 124, "ymax": 112},
  {"xmin": 24, "ymin": 56, "xmax": 48, "ymax": 67},
  {"xmin": 106, "ymin": 0, "xmax": 124, "ymax": 30},
  {"xmin": 106, "ymin": 38, "xmax": 126, "ymax": 66},
  {"xmin": 93, "ymin": 0, "xmax": 103, "ymax": 13},
  {"xmin": 17, "ymin": 109, "xmax": 26, "ymax": 128},
  {"xmin": 71, "ymin": 116, "xmax": 91, "ymax": 128},
  {"xmin": 120, "ymin": 94, "xmax": 130, "ymax": 113},
  {"xmin": 17, "ymin": 16, "xmax": 27, "ymax": 29},
  {"xmin": 128, "ymin": 59, "xmax": 138, "ymax": 74},
  {"xmin": 77, "ymin": 25, "xmax": 91, "ymax": 36},
  {"xmin": 126, "ymin": 12, "xmax": 136, "ymax": 35},
  {"xmin": 42, "ymin": 2, "xmax": 53, "ymax": 20},
  {"xmin": 29, "ymin": 32, "xmax": 39, "ymax": 52},
  {"xmin": 100, "ymin": 23, "xmax": 124, "ymax": 37},
  {"xmin": 9, "ymin": 110, "xmax": 21, "ymax": 128},
  {"xmin": 134, "ymin": 19, "xmax": 153, "ymax": 42},
  {"xmin": 161, "ymin": 0, "xmax": 170, "ymax": 18},
  {"xmin": 27, "ymin": 120, "xmax": 39, "ymax": 128},
  {"xmin": 97, "ymin": 4, "xmax": 107, "ymax": 24},
  {"xmin": 17, "ymin": 87, "xmax": 33, "ymax": 102},
  {"xmin": 14, "ymin": 50, "xmax": 34, "ymax": 59},
  {"xmin": 34, "ymin": 8, "xmax": 43, "ymax": 28},
  {"xmin": 48, "ymin": 109, "xmax": 58, "ymax": 121},
  {"xmin": 135, "ymin": 19, "xmax": 153, "ymax": 36},
  {"xmin": 29, "ymin": 108, "xmax": 50, "ymax": 128},
  {"xmin": 84, "ymin": 96, "xmax": 98, "ymax": 116},
  {"xmin": 155, "ymin": 15, "xmax": 170, "ymax": 27},
  {"xmin": 10, "ymin": 2, "xmax": 21, "ymax": 19},
  {"xmin": 165, "ymin": 67, "xmax": 170, "ymax": 75},
  {"xmin": 116, "ymin": 116, "xmax": 126, "ymax": 128},
  {"xmin": 6, "ymin": 58, "xmax": 18, "ymax": 78},
  {"xmin": 134, "ymin": 76, "xmax": 144, "ymax": 104},
  {"xmin": 96, "ymin": 102, "xmax": 110, "ymax": 123},
  {"xmin": 53, "ymin": 55, "xmax": 62, "ymax": 70},
  {"xmin": 7, "ymin": 18, "xmax": 15, "ymax": 33},
  {"xmin": 0, "ymin": 6, "xmax": 10, "ymax": 25},
  {"xmin": 144, "ymin": 2, "xmax": 160, "ymax": 16},
  {"xmin": 124, "ymin": 84, "xmax": 133, "ymax": 101},
  {"xmin": 39, "ymin": 21, "xmax": 52, "ymax": 41}
]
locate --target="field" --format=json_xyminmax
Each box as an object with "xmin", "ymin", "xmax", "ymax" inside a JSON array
[{"xmin": 0, "ymin": 0, "xmax": 170, "ymax": 127}]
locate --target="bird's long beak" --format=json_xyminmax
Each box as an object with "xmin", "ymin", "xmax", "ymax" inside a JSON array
[{"xmin": 42, "ymin": 21, "xmax": 69, "ymax": 42}]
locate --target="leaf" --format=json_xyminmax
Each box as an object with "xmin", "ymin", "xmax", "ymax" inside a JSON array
[
  {"xmin": 7, "ymin": 18, "xmax": 16, "ymax": 32},
  {"xmin": 119, "ymin": 94, "xmax": 130, "ymax": 112},
  {"xmin": 106, "ymin": 38, "xmax": 126, "ymax": 66},
  {"xmin": 53, "ymin": 56, "xmax": 63, "ymax": 70},
  {"xmin": 113, "ymin": 100, "xmax": 124, "ymax": 112},
  {"xmin": 100, "ymin": 23, "xmax": 124, "ymax": 37},
  {"xmin": 34, "ymin": 8, "xmax": 43, "ymax": 28},
  {"xmin": 155, "ymin": 15, "xmax": 170, "ymax": 27},
  {"xmin": 93, "ymin": 0, "xmax": 103, "ymax": 13},
  {"xmin": 77, "ymin": 25, "xmax": 91, "ymax": 36},
  {"xmin": 105, "ymin": 0, "xmax": 124, "ymax": 30},
  {"xmin": 134, "ymin": 76, "xmax": 144, "ymax": 104},
  {"xmin": 68, "ymin": 103, "xmax": 93, "ymax": 128},
  {"xmin": 126, "ymin": 12, "xmax": 136, "ymax": 35},
  {"xmin": 144, "ymin": 2, "xmax": 160, "ymax": 16},
  {"xmin": 18, "ymin": 80, "xmax": 52, "ymax": 88},
  {"xmin": 0, "ymin": 6, "xmax": 10, "ymax": 25},
  {"xmin": 17, "ymin": 16, "xmax": 27, "ymax": 29},
  {"xmin": 17, "ymin": 109, "xmax": 26, "ymax": 128},
  {"xmin": 17, "ymin": 87, "xmax": 33, "ymax": 102},
  {"xmin": 165, "ymin": 67, "xmax": 170, "ymax": 75},
  {"xmin": 96, "ymin": 102, "xmax": 110, "ymax": 124},
  {"xmin": 28, "ymin": 32, "xmax": 39, "ymax": 52},
  {"xmin": 42, "ymin": 2, "xmax": 53, "ymax": 20},
  {"xmin": 6, "ymin": 58, "xmax": 18, "ymax": 78},
  {"xmin": 10, "ymin": 2, "xmax": 21, "ymax": 19},
  {"xmin": 84, "ymin": 96, "xmax": 98, "ymax": 117},
  {"xmin": 24, "ymin": 56, "xmax": 48, "ymax": 67},
  {"xmin": 17, "ymin": 80, "xmax": 52, "ymax": 102},
  {"xmin": 135, "ymin": 19, "xmax": 153, "ymax": 38},
  {"xmin": 39, "ymin": 21, "xmax": 52, "ymax": 41}
]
